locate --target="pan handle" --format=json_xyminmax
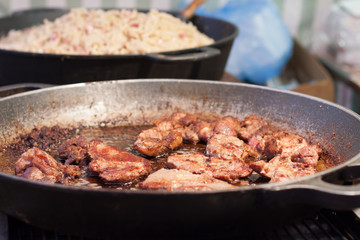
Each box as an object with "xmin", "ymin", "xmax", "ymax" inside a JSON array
[
  {"xmin": 145, "ymin": 47, "xmax": 220, "ymax": 62},
  {"xmin": 283, "ymin": 155, "xmax": 360, "ymax": 210}
]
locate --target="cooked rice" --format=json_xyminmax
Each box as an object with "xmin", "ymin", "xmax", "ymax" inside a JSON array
[{"xmin": 0, "ymin": 8, "xmax": 215, "ymax": 55}]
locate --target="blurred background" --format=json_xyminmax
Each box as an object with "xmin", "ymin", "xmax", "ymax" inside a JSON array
[
  {"xmin": 0, "ymin": 0, "xmax": 358, "ymax": 112},
  {"xmin": 0, "ymin": 0, "xmax": 332, "ymax": 48}
]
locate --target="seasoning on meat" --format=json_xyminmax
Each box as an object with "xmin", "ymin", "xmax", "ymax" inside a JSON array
[
  {"xmin": 15, "ymin": 147, "xmax": 81, "ymax": 184},
  {"xmin": 139, "ymin": 168, "xmax": 236, "ymax": 191},
  {"xmin": 89, "ymin": 140, "xmax": 152, "ymax": 183},
  {"xmin": 5, "ymin": 126, "xmax": 75, "ymax": 153},
  {"xmin": 134, "ymin": 112, "xmax": 196, "ymax": 156},
  {"xmin": 58, "ymin": 135, "xmax": 89, "ymax": 166},
  {"xmin": 167, "ymin": 153, "xmax": 253, "ymax": 182}
]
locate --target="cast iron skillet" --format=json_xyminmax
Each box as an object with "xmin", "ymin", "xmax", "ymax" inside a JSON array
[
  {"xmin": 0, "ymin": 79, "xmax": 359, "ymax": 238},
  {"xmin": 0, "ymin": 9, "xmax": 238, "ymax": 85}
]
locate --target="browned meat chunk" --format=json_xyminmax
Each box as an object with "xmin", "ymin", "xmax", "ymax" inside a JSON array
[
  {"xmin": 139, "ymin": 168, "xmax": 235, "ymax": 191},
  {"xmin": 248, "ymin": 134, "xmax": 271, "ymax": 158},
  {"xmin": 250, "ymin": 156, "xmax": 316, "ymax": 183},
  {"xmin": 89, "ymin": 140, "xmax": 152, "ymax": 183},
  {"xmin": 154, "ymin": 112, "xmax": 197, "ymax": 128},
  {"xmin": 237, "ymin": 115, "xmax": 270, "ymax": 141},
  {"xmin": 167, "ymin": 153, "xmax": 253, "ymax": 182},
  {"xmin": 183, "ymin": 116, "xmax": 240, "ymax": 144},
  {"xmin": 267, "ymin": 132, "xmax": 307, "ymax": 156},
  {"xmin": 213, "ymin": 116, "xmax": 240, "ymax": 137},
  {"xmin": 291, "ymin": 145, "xmax": 321, "ymax": 167},
  {"xmin": 15, "ymin": 147, "xmax": 80, "ymax": 184},
  {"xmin": 206, "ymin": 134, "xmax": 260, "ymax": 161},
  {"xmin": 57, "ymin": 135, "xmax": 89, "ymax": 165},
  {"xmin": 135, "ymin": 112, "xmax": 196, "ymax": 156},
  {"xmin": 206, "ymin": 157, "xmax": 253, "ymax": 182},
  {"xmin": 183, "ymin": 120, "xmax": 214, "ymax": 144},
  {"xmin": 63, "ymin": 165, "xmax": 82, "ymax": 179},
  {"xmin": 167, "ymin": 153, "xmax": 208, "ymax": 174},
  {"xmin": 248, "ymin": 131, "xmax": 320, "ymax": 165},
  {"xmin": 135, "ymin": 128, "xmax": 183, "ymax": 157}
]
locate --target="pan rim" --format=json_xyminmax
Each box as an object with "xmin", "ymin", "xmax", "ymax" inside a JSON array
[{"xmin": 1, "ymin": 78, "xmax": 358, "ymax": 118}]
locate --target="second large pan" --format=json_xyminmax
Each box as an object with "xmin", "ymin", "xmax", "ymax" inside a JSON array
[
  {"xmin": 0, "ymin": 79, "xmax": 359, "ymax": 238},
  {"xmin": 0, "ymin": 9, "xmax": 237, "ymax": 85}
]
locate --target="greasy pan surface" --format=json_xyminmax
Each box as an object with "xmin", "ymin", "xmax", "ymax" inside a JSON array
[
  {"xmin": 0, "ymin": 9, "xmax": 238, "ymax": 85},
  {"xmin": 0, "ymin": 79, "xmax": 359, "ymax": 238}
]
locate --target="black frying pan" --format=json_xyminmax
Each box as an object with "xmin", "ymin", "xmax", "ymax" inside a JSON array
[
  {"xmin": 0, "ymin": 9, "xmax": 238, "ymax": 86},
  {"xmin": 0, "ymin": 79, "xmax": 359, "ymax": 238}
]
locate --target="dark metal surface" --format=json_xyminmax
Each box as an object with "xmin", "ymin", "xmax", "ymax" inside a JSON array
[
  {"xmin": 0, "ymin": 80, "xmax": 359, "ymax": 238},
  {"xmin": 6, "ymin": 209, "xmax": 360, "ymax": 240},
  {"xmin": 0, "ymin": 9, "xmax": 238, "ymax": 85}
]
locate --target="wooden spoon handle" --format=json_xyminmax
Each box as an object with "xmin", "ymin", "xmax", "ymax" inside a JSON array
[{"xmin": 180, "ymin": 0, "xmax": 206, "ymax": 20}]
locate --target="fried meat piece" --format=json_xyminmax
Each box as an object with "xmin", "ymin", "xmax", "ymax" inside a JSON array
[
  {"xmin": 89, "ymin": 140, "xmax": 152, "ymax": 183},
  {"xmin": 15, "ymin": 147, "xmax": 81, "ymax": 184},
  {"xmin": 248, "ymin": 131, "xmax": 321, "ymax": 166},
  {"xmin": 167, "ymin": 153, "xmax": 253, "ymax": 182},
  {"xmin": 167, "ymin": 153, "xmax": 208, "ymax": 174},
  {"xmin": 206, "ymin": 157, "xmax": 253, "ymax": 182},
  {"xmin": 58, "ymin": 135, "xmax": 89, "ymax": 165},
  {"xmin": 206, "ymin": 134, "xmax": 260, "ymax": 161},
  {"xmin": 135, "ymin": 128, "xmax": 183, "ymax": 157},
  {"xmin": 266, "ymin": 132, "xmax": 308, "ymax": 156},
  {"xmin": 237, "ymin": 115, "xmax": 270, "ymax": 141},
  {"xmin": 135, "ymin": 112, "xmax": 196, "ymax": 156},
  {"xmin": 183, "ymin": 116, "xmax": 240, "ymax": 144},
  {"xmin": 139, "ymin": 168, "xmax": 235, "ymax": 191},
  {"xmin": 291, "ymin": 145, "xmax": 322, "ymax": 167},
  {"xmin": 154, "ymin": 112, "xmax": 197, "ymax": 129},
  {"xmin": 213, "ymin": 116, "xmax": 240, "ymax": 137},
  {"xmin": 250, "ymin": 156, "xmax": 316, "ymax": 183},
  {"xmin": 183, "ymin": 120, "xmax": 214, "ymax": 144}
]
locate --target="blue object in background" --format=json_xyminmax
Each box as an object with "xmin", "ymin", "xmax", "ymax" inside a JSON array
[{"xmin": 188, "ymin": 0, "xmax": 293, "ymax": 85}]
